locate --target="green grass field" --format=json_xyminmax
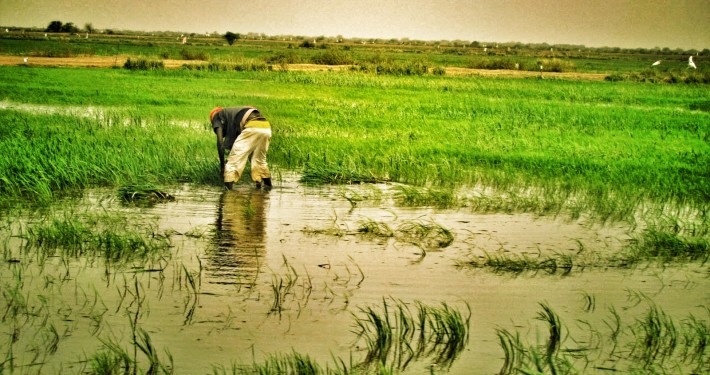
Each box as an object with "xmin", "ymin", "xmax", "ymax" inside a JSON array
[{"xmin": 1, "ymin": 64, "xmax": 708, "ymax": 214}]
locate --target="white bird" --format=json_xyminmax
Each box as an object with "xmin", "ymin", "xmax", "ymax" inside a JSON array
[
  {"xmin": 652, "ymin": 60, "xmax": 661, "ymax": 66},
  {"xmin": 689, "ymin": 56, "xmax": 697, "ymax": 69},
  {"xmin": 23, "ymin": 57, "xmax": 28, "ymax": 63}
]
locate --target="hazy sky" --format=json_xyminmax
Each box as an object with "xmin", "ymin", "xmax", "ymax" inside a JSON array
[{"xmin": 0, "ymin": 0, "xmax": 708, "ymax": 49}]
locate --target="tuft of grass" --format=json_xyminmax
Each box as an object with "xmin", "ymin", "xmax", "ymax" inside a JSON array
[
  {"xmin": 123, "ymin": 57, "xmax": 164, "ymax": 70},
  {"xmin": 351, "ymin": 298, "xmax": 470, "ymax": 371},
  {"xmin": 24, "ymin": 215, "xmax": 171, "ymax": 267},
  {"xmin": 118, "ymin": 183, "xmax": 175, "ymax": 206},
  {"xmin": 625, "ymin": 228, "xmax": 709, "ymax": 264},
  {"xmin": 393, "ymin": 185, "xmax": 458, "ymax": 208},
  {"xmin": 300, "ymin": 163, "xmax": 387, "ymax": 185},
  {"xmin": 470, "ymin": 252, "xmax": 574, "ymax": 275},
  {"xmin": 215, "ymin": 351, "xmax": 322, "ymax": 375}
]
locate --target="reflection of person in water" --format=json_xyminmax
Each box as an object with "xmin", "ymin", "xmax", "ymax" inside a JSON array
[{"xmin": 208, "ymin": 188, "xmax": 268, "ymax": 285}]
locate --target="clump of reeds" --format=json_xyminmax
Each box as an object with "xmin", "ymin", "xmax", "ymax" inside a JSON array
[
  {"xmin": 24, "ymin": 215, "xmax": 171, "ymax": 267},
  {"xmin": 353, "ymin": 218, "xmax": 454, "ymax": 250},
  {"xmin": 123, "ymin": 57, "xmax": 165, "ymax": 70},
  {"xmin": 118, "ymin": 183, "xmax": 175, "ymax": 206},
  {"xmin": 470, "ymin": 252, "xmax": 574, "ymax": 275},
  {"xmin": 212, "ymin": 351, "xmax": 322, "ymax": 375},
  {"xmin": 351, "ymin": 298, "xmax": 470, "ymax": 371},
  {"xmin": 496, "ymin": 300, "xmax": 710, "ymax": 374},
  {"xmin": 392, "ymin": 185, "xmax": 458, "ymax": 208},
  {"xmin": 300, "ymin": 163, "xmax": 387, "ymax": 185},
  {"xmin": 623, "ymin": 228, "xmax": 709, "ymax": 264}
]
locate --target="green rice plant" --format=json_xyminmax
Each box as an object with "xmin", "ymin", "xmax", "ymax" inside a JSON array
[
  {"xmin": 495, "ymin": 303, "xmax": 580, "ymax": 375},
  {"xmin": 219, "ymin": 350, "xmax": 323, "ymax": 375},
  {"xmin": 90, "ymin": 338, "xmax": 133, "ymax": 375},
  {"xmin": 580, "ymin": 292, "xmax": 596, "ymax": 313},
  {"xmin": 357, "ymin": 219, "xmax": 394, "ymax": 238},
  {"xmin": 268, "ymin": 255, "xmax": 302, "ymax": 315},
  {"xmin": 396, "ymin": 220, "xmax": 454, "ymax": 249},
  {"xmin": 536, "ymin": 303, "xmax": 563, "ymax": 371},
  {"xmin": 134, "ymin": 327, "xmax": 174, "ymax": 375},
  {"xmin": 497, "ymin": 328, "xmax": 525, "ymax": 374},
  {"xmin": 24, "ymin": 216, "xmax": 171, "ymax": 267},
  {"xmin": 118, "ymin": 183, "xmax": 175, "ymax": 206},
  {"xmin": 300, "ymin": 163, "xmax": 387, "ymax": 185},
  {"xmin": 470, "ymin": 252, "xmax": 575, "ymax": 275},
  {"xmin": 181, "ymin": 264, "xmax": 200, "ymax": 325},
  {"xmin": 632, "ymin": 304, "xmax": 678, "ymax": 367},
  {"xmin": 392, "ymin": 185, "xmax": 458, "ymax": 208},
  {"xmin": 623, "ymin": 228, "xmax": 709, "ymax": 264},
  {"xmin": 351, "ymin": 298, "xmax": 470, "ymax": 371},
  {"xmin": 680, "ymin": 313, "xmax": 710, "ymax": 372}
]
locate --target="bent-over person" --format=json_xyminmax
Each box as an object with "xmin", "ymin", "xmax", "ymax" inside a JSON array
[{"xmin": 210, "ymin": 106, "xmax": 272, "ymax": 190}]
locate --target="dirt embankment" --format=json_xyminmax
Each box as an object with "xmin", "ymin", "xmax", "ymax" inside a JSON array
[{"xmin": 0, "ymin": 55, "xmax": 609, "ymax": 81}]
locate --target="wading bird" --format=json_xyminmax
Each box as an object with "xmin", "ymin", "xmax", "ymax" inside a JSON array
[
  {"xmin": 689, "ymin": 56, "xmax": 697, "ymax": 69},
  {"xmin": 652, "ymin": 60, "xmax": 661, "ymax": 66}
]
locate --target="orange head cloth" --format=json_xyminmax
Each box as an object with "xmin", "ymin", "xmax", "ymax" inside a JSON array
[{"xmin": 209, "ymin": 107, "xmax": 223, "ymax": 122}]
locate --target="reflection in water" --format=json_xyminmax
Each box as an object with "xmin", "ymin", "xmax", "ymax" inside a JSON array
[{"xmin": 207, "ymin": 189, "xmax": 268, "ymax": 285}]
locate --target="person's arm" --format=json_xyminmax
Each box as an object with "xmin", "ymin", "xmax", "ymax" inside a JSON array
[{"xmin": 215, "ymin": 126, "xmax": 225, "ymax": 176}]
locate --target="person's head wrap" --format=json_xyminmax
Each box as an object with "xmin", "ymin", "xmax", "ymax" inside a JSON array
[{"xmin": 209, "ymin": 107, "xmax": 223, "ymax": 122}]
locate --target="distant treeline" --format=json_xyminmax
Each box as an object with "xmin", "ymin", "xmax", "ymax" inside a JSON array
[{"xmin": 2, "ymin": 21, "xmax": 707, "ymax": 57}]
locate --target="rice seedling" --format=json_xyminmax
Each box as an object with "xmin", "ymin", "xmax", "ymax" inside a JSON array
[
  {"xmin": 623, "ymin": 228, "xmax": 710, "ymax": 264},
  {"xmin": 580, "ymin": 292, "xmax": 596, "ymax": 313},
  {"xmin": 22, "ymin": 215, "xmax": 172, "ymax": 268},
  {"xmin": 118, "ymin": 183, "xmax": 175, "ymax": 207},
  {"xmin": 214, "ymin": 350, "xmax": 322, "ymax": 375},
  {"xmin": 632, "ymin": 303, "xmax": 679, "ymax": 367},
  {"xmin": 392, "ymin": 185, "xmax": 458, "ymax": 209},
  {"xmin": 395, "ymin": 220, "xmax": 454, "ymax": 249},
  {"xmin": 356, "ymin": 219, "xmax": 394, "ymax": 238},
  {"xmin": 496, "ymin": 328, "xmax": 525, "ymax": 375},
  {"xmin": 268, "ymin": 255, "xmax": 307, "ymax": 315},
  {"xmin": 351, "ymin": 298, "xmax": 470, "ymax": 371},
  {"xmin": 299, "ymin": 163, "xmax": 387, "ymax": 185},
  {"xmin": 470, "ymin": 252, "xmax": 575, "ymax": 275},
  {"xmin": 181, "ymin": 264, "xmax": 200, "ymax": 325},
  {"xmin": 134, "ymin": 327, "xmax": 174, "ymax": 374},
  {"xmin": 680, "ymin": 313, "xmax": 710, "ymax": 372}
]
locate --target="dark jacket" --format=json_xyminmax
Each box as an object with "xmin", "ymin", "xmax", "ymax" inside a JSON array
[{"xmin": 211, "ymin": 107, "xmax": 264, "ymax": 150}]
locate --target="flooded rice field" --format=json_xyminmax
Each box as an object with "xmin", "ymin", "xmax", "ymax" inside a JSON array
[{"xmin": 1, "ymin": 172, "xmax": 708, "ymax": 374}]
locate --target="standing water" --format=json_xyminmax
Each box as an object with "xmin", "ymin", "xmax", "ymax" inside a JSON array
[{"xmin": 1, "ymin": 172, "xmax": 708, "ymax": 374}]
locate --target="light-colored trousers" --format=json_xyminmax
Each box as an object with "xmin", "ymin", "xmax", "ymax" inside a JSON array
[{"xmin": 224, "ymin": 127, "xmax": 272, "ymax": 183}]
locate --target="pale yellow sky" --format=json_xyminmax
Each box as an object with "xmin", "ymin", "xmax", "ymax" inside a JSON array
[{"xmin": 0, "ymin": 0, "xmax": 707, "ymax": 49}]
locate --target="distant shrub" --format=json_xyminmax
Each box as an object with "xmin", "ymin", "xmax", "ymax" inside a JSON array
[
  {"xmin": 181, "ymin": 60, "xmax": 269, "ymax": 72},
  {"xmin": 266, "ymin": 52, "xmax": 302, "ymax": 65},
  {"xmin": 311, "ymin": 50, "xmax": 354, "ymax": 65},
  {"xmin": 123, "ymin": 58, "xmax": 164, "ymax": 70},
  {"xmin": 432, "ymin": 66, "xmax": 446, "ymax": 76},
  {"xmin": 300, "ymin": 40, "xmax": 316, "ymax": 48},
  {"xmin": 539, "ymin": 58, "xmax": 575, "ymax": 72},
  {"xmin": 179, "ymin": 48, "xmax": 209, "ymax": 61},
  {"xmin": 354, "ymin": 60, "xmax": 431, "ymax": 76},
  {"xmin": 467, "ymin": 57, "xmax": 519, "ymax": 70}
]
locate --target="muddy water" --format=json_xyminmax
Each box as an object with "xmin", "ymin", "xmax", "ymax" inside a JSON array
[{"xmin": 1, "ymin": 172, "xmax": 708, "ymax": 374}]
